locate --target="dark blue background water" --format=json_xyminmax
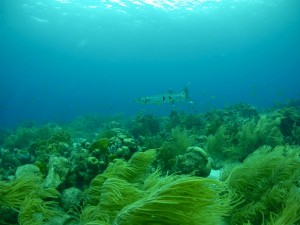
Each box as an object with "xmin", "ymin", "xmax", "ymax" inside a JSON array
[{"xmin": 1, "ymin": 0, "xmax": 300, "ymax": 127}]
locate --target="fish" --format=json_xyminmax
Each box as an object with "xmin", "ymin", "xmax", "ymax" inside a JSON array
[
  {"xmin": 30, "ymin": 16, "xmax": 49, "ymax": 23},
  {"xmin": 135, "ymin": 86, "xmax": 193, "ymax": 105}
]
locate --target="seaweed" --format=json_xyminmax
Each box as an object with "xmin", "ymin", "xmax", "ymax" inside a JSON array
[
  {"xmin": 205, "ymin": 113, "xmax": 224, "ymax": 136},
  {"xmin": 276, "ymin": 107, "xmax": 300, "ymax": 144},
  {"xmin": 84, "ymin": 149, "xmax": 156, "ymax": 206},
  {"xmin": 3, "ymin": 123, "xmax": 65, "ymax": 150},
  {"xmin": 142, "ymin": 134, "xmax": 164, "ymax": 149},
  {"xmin": 0, "ymin": 176, "xmax": 42, "ymax": 209},
  {"xmin": 18, "ymin": 196, "xmax": 61, "ymax": 225},
  {"xmin": 2, "ymin": 102, "xmax": 299, "ymax": 225},
  {"xmin": 0, "ymin": 127, "xmax": 9, "ymax": 146},
  {"xmin": 265, "ymin": 186, "xmax": 300, "ymax": 225},
  {"xmin": 0, "ymin": 174, "xmax": 60, "ymax": 225},
  {"xmin": 129, "ymin": 114, "xmax": 160, "ymax": 138},
  {"xmin": 80, "ymin": 150, "xmax": 232, "ymax": 225},
  {"xmin": 207, "ymin": 114, "xmax": 285, "ymax": 165},
  {"xmin": 27, "ymin": 130, "xmax": 72, "ymax": 170},
  {"xmin": 232, "ymin": 115, "xmax": 283, "ymax": 160},
  {"xmin": 113, "ymin": 176, "xmax": 230, "ymax": 225},
  {"xmin": 204, "ymin": 104, "xmax": 258, "ymax": 137},
  {"xmin": 222, "ymin": 145, "xmax": 300, "ymax": 225},
  {"xmin": 205, "ymin": 126, "xmax": 230, "ymax": 167},
  {"xmin": 158, "ymin": 126, "xmax": 195, "ymax": 172},
  {"xmin": 3, "ymin": 126, "xmax": 40, "ymax": 149}
]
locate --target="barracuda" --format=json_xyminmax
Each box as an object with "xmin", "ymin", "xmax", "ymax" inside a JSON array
[{"xmin": 135, "ymin": 86, "xmax": 193, "ymax": 105}]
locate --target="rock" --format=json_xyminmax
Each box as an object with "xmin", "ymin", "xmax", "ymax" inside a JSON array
[
  {"xmin": 118, "ymin": 134, "xmax": 127, "ymax": 140},
  {"xmin": 174, "ymin": 146, "xmax": 211, "ymax": 177},
  {"xmin": 61, "ymin": 187, "xmax": 83, "ymax": 211},
  {"xmin": 15, "ymin": 164, "xmax": 41, "ymax": 179},
  {"xmin": 208, "ymin": 169, "xmax": 221, "ymax": 180},
  {"xmin": 43, "ymin": 156, "xmax": 70, "ymax": 188},
  {"xmin": 116, "ymin": 146, "xmax": 130, "ymax": 158},
  {"xmin": 123, "ymin": 138, "xmax": 136, "ymax": 148},
  {"xmin": 87, "ymin": 156, "xmax": 99, "ymax": 165}
]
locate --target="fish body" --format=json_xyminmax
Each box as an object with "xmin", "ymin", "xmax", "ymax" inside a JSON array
[{"xmin": 135, "ymin": 86, "xmax": 192, "ymax": 105}]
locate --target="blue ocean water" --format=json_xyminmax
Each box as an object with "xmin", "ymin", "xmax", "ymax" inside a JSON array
[{"xmin": 0, "ymin": 0, "xmax": 299, "ymax": 127}]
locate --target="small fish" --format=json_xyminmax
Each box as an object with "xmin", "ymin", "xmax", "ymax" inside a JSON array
[
  {"xmin": 135, "ymin": 86, "xmax": 193, "ymax": 105},
  {"xmin": 30, "ymin": 16, "xmax": 49, "ymax": 23}
]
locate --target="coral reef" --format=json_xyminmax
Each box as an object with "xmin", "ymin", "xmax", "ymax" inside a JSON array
[
  {"xmin": 158, "ymin": 126, "xmax": 195, "ymax": 172},
  {"xmin": 0, "ymin": 102, "xmax": 299, "ymax": 224},
  {"xmin": 205, "ymin": 107, "xmax": 295, "ymax": 166},
  {"xmin": 129, "ymin": 114, "xmax": 160, "ymax": 137}
]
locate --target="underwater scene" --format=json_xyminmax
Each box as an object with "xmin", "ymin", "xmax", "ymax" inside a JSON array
[{"xmin": 1, "ymin": 0, "xmax": 300, "ymax": 224}]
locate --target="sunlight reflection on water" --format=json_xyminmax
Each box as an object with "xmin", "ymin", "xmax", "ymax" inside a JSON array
[{"xmin": 54, "ymin": 0, "xmax": 221, "ymax": 11}]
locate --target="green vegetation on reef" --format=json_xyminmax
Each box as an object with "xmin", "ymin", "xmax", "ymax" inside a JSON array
[
  {"xmin": 0, "ymin": 102, "xmax": 299, "ymax": 224},
  {"xmin": 3, "ymin": 123, "xmax": 67, "ymax": 150},
  {"xmin": 0, "ymin": 174, "xmax": 60, "ymax": 225},
  {"xmin": 222, "ymin": 145, "xmax": 300, "ymax": 225},
  {"xmin": 205, "ymin": 106, "xmax": 299, "ymax": 166},
  {"xmin": 206, "ymin": 126, "xmax": 229, "ymax": 167},
  {"xmin": 80, "ymin": 150, "xmax": 232, "ymax": 225},
  {"xmin": 29, "ymin": 130, "xmax": 71, "ymax": 156},
  {"xmin": 129, "ymin": 114, "xmax": 160, "ymax": 137},
  {"xmin": 158, "ymin": 126, "xmax": 195, "ymax": 172},
  {"xmin": 84, "ymin": 149, "xmax": 157, "ymax": 206}
]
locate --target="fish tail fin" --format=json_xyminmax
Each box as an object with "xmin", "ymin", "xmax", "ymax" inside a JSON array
[{"xmin": 184, "ymin": 83, "xmax": 194, "ymax": 104}]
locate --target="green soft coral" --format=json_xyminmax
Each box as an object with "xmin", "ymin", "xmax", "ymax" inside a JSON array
[
  {"xmin": 18, "ymin": 196, "xmax": 61, "ymax": 225},
  {"xmin": 206, "ymin": 114, "xmax": 285, "ymax": 165},
  {"xmin": 0, "ymin": 174, "xmax": 60, "ymax": 225},
  {"xmin": 206, "ymin": 126, "xmax": 229, "ymax": 167},
  {"xmin": 159, "ymin": 126, "xmax": 195, "ymax": 172},
  {"xmin": 113, "ymin": 175, "xmax": 230, "ymax": 225},
  {"xmin": 80, "ymin": 149, "xmax": 232, "ymax": 225},
  {"xmin": 222, "ymin": 145, "xmax": 300, "ymax": 225}
]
